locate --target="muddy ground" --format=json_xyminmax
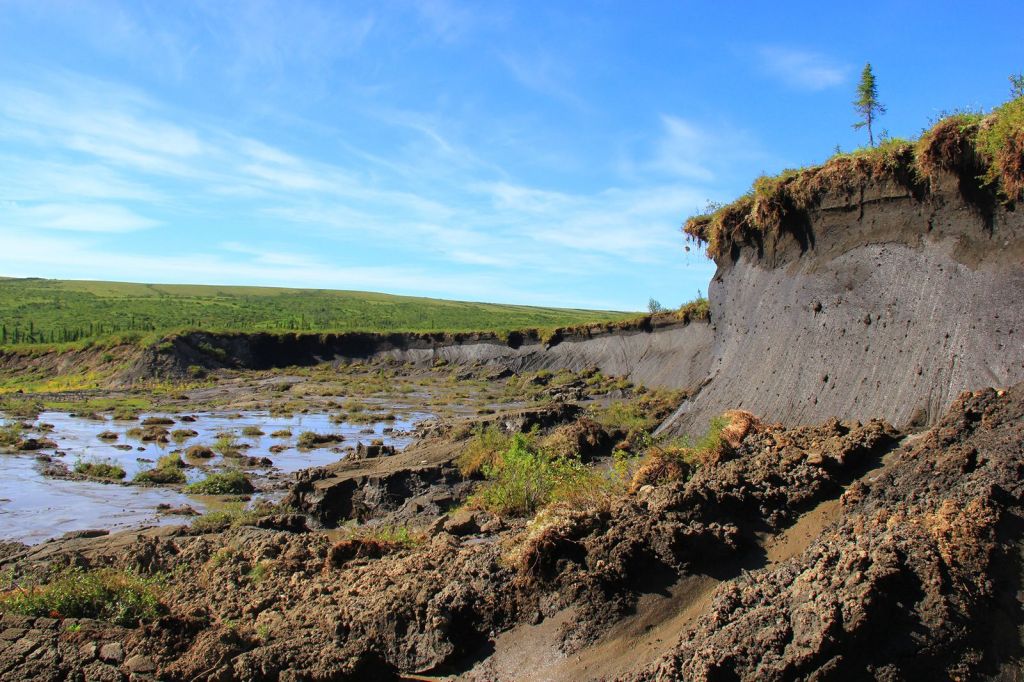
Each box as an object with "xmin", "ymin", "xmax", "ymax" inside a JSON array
[{"xmin": 0, "ymin": 360, "xmax": 1022, "ymax": 680}]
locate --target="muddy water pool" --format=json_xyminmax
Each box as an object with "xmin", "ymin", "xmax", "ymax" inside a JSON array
[{"xmin": 0, "ymin": 410, "xmax": 427, "ymax": 544}]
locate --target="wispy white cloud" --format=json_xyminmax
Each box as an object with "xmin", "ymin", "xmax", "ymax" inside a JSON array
[
  {"xmin": 620, "ymin": 115, "xmax": 765, "ymax": 185},
  {"xmin": 757, "ymin": 46, "xmax": 849, "ymax": 91},
  {"xmin": 499, "ymin": 50, "xmax": 584, "ymax": 107},
  {"xmin": 411, "ymin": 0, "xmax": 483, "ymax": 43},
  {"xmin": 0, "ymin": 65, "xmax": 722, "ymax": 309},
  {"xmin": 5, "ymin": 202, "xmax": 157, "ymax": 233}
]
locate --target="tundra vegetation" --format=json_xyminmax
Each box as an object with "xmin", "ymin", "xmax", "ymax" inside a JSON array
[
  {"xmin": 0, "ymin": 278, "xmax": 633, "ymax": 349},
  {"xmin": 686, "ymin": 84, "xmax": 1024, "ymax": 259}
]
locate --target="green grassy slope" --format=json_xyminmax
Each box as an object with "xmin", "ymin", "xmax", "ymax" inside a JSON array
[{"xmin": 0, "ymin": 278, "xmax": 634, "ymax": 348}]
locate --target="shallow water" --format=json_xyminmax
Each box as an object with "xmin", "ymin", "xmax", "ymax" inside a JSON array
[{"xmin": 0, "ymin": 409, "xmax": 426, "ymax": 544}]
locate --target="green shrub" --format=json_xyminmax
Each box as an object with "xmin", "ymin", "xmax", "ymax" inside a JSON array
[
  {"xmin": 241, "ymin": 426, "xmax": 264, "ymax": 437},
  {"xmin": 471, "ymin": 434, "xmax": 589, "ymax": 517},
  {"xmin": 0, "ymin": 398, "xmax": 43, "ymax": 420},
  {"xmin": 976, "ymin": 93, "xmax": 1024, "ymax": 198},
  {"xmin": 678, "ymin": 297, "xmax": 710, "ymax": 323},
  {"xmin": 134, "ymin": 467, "xmax": 186, "ymax": 485},
  {"xmin": 196, "ymin": 342, "xmax": 228, "ymax": 362},
  {"xmin": 0, "ymin": 568, "xmax": 163, "ymax": 626},
  {"xmin": 456, "ymin": 424, "xmax": 513, "ymax": 476},
  {"xmin": 74, "ymin": 459, "xmax": 126, "ymax": 480},
  {"xmin": 186, "ymin": 470, "xmax": 254, "ymax": 495}
]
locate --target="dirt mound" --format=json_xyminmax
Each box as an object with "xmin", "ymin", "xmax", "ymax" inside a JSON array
[{"xmin": 634, "ymin": 385, "xmax": 1024, "ymax": 680}]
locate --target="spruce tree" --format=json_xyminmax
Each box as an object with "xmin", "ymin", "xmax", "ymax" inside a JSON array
[{"xmin": 853, "ymin": 63, "xmax": 885, "ymax": 147}]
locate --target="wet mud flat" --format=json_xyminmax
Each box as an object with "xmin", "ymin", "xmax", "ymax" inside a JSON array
[
  {"xmin": 0, "ymin": 361, "xmax": 612, "ymax": 544},
  {"xmin": 0, "ymin": 409, "xmax": 423, "ymax": 544},
  {"xmin": 0, "ymin": 360, "xmax": 670, "ymax": 680}
]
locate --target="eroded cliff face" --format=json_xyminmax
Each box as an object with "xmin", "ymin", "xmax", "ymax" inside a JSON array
[
  {"xmin": 661, "ymin": 173, "xmax": 1024, "ymax": 436},
  {"xmin": 131, "ymin": 319, "xmax": 713, "ymax": 393}
]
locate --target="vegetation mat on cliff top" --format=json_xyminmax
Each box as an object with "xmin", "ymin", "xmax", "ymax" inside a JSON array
[{"xmin": 685, "ymin": 88, "xmax": 1024, "ymax": 260}]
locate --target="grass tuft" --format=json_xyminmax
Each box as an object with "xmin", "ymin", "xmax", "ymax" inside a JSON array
[
  {"xmin": 186, "ymin": 470, "xmax": 254, "ymax": 495},
  {"xmin": 133, "ymin": 453, "xmax": 187, "ymax": 485},
  {"xmin": 0, "ymin": 568, "xmax": 163, "ymax": 626},
  {"xmin": 74, "ymin": 458, "xmax": 126, "ymax": 481}
]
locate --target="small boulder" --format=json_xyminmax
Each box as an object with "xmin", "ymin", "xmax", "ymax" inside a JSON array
[
  {"xmin": 99, "ymin": 642, "xmax": 124, "ymax": 664},
  {"xmin": 443, "ymin": 509, "xmax": 479, "ymax": 536}
]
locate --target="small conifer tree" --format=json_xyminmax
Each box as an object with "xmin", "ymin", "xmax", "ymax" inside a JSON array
[{"xmin": 853, "ymin": 63, "xmax": 886, "ymax": 146}]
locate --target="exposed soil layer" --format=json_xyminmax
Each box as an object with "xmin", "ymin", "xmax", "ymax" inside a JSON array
[
  {"xmin": 4, "ymin": 378, "xmax": 1021, "ymax": 680},
  {"xmin": 662, "ymin": 172, "xmax": 1024, "ymax": 435}
]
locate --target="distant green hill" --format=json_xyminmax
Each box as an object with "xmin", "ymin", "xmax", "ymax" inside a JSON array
[{"xmin": 0, "ymin": 277, "xmax": 634, "ymax": 347}]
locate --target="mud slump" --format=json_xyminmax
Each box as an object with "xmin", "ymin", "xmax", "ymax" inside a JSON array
[{"xmin": 0, "ymin": 410, "xmax": 426, "ymax": 544}]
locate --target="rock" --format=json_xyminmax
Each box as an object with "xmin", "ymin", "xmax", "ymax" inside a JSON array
[
  {"xmin": 57, "ymin": 529, "xmax": 109, "ymax": 541},
  {"xmin": 98, "ymin": 642, "xmax": 124, "ymax": 664},
  {"xmin": 123, "ymin": 654, "xmax": 156, "ymax": 673},
  {"xmin": 442, "ymin": 510, "xmax": 479, "ymax": 536},
  {"xmin": 157, "ymin": 505, "xmax": 198, "ymax": 516},
  {"xmin": 427, "ymin": 516, "xmax": 447, "ymax": 536},
  {"xmin": 350, "ymin": 442, "xmax": 397, "ymax": 460},
  {"xmin": 16, "ymin": 438, "xmax": 58, "ymax": 451},
  {"xmin": 255, "ymin": 514, "xmax": 308, "ymax": 533},
  {"xmin": 479, "ymin": 516, "xmax": 504, "ymax": 534}
]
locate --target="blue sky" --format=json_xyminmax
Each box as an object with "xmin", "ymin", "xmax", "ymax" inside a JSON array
[{"xmin": 0, "ymin": 1, "xmax": 1020, "ymax": 311}]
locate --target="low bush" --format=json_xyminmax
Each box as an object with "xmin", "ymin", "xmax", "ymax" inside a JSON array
[
  {"xmin": 628, "ymin": 411, "xmax": 760, "ymax": 490},
  {"xmin": 976, "ymin": 92, "xmax": 1024, "ymax": 198},
  {"xmin": 111, "ymin": 406, "xmax": 139, "ymax": 421},
  {"xmin": 456, "ymin": 424, "xmax": 514, "ymax": 476},
  {"xmin": 470, "ymin": 434, "xmax": 590, "ymax": 517},
  {"xmin": 0, "ymin": 568, "xmax": 163, "ymax": 626},
  {"xmin": 241, "ymin": 426, "xmax": 264, "ymax": 437},
  {"xmin": 186, "ymin": 470, "xmax": 254, "ymax": 495},
  {"xmin": 677, "ymin": 296, "xmax": 710, "ymax": 323}
]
